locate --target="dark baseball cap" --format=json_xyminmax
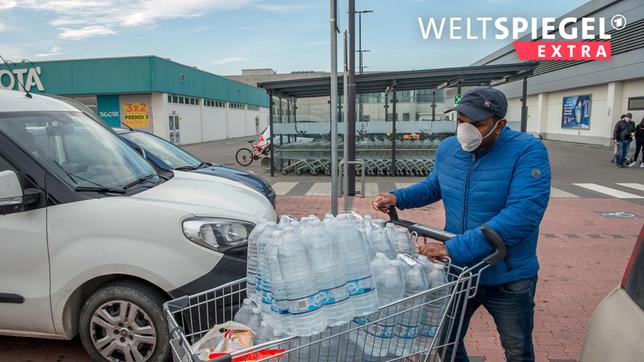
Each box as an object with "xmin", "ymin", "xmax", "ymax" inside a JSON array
[{"xmin": 446, "ymin": 87, "xmax": 508, "ymax": 122}]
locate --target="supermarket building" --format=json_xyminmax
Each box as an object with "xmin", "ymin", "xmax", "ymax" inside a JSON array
[{"xmin": 0, "ymin": 56, "xmax": 270, "ymax": 145}]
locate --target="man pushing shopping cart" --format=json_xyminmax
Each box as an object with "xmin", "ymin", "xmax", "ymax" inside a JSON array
[{"xmin": 374, "ymin": 86, "xmax": 552, "ymax": 362}]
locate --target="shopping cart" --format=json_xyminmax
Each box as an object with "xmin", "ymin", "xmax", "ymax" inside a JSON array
[{"xmin": 164, "ymin": 209, "xmax": 506, "ymax": 362}]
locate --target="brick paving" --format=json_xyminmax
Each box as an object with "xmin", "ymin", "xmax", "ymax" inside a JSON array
[{"xmin": 1, "ymin": 197, "xmax": 642, "ymax": 361}]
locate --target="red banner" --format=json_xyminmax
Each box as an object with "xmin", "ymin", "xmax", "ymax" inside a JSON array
[{"xmin": 513, "ymin": 41, "xmax": 611, "ymax": 61}]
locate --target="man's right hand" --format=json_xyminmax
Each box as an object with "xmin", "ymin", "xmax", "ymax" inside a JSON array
[{"xmin": 372, "ymin": 193, "xmax": 397, "ymax": 213}]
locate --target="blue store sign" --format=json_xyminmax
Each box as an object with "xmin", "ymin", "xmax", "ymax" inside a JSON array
[{"xmin": 97, "ymin": 95, "xmax": 121, "ymax": 128}]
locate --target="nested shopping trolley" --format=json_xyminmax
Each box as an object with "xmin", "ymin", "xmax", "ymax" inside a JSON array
[{"xmin": 164, "ymin": 209, "xmax": 505, "ymax": 362}]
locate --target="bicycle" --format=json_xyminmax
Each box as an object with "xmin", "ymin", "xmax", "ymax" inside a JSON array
[{"xmin": 235, "ymin": 139, "xmax": 271, "ymax": 168}]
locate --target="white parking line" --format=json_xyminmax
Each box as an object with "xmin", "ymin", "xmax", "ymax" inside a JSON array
[
  {"xmin": 306, "ymin": 182, "xmax": 331, "ymax": 196},
  {"xmin": 395, "ymin": 182, "xmax": 414, "ymax": 190},
  {"xmin": 573, "ymin": 183, "xmax": 643, "ymax": 199},
  {"xmin": 617, "ymin": 183, "xmax": 644, "ymax": 192},
  {"xmin": 550, "ymin": 187, "xmax": 579, "ymax": 198},
  {"xmin": 363, "ymin": 182, "xmax": 379, "ymax": 197},
  {"xmin": 271, "ymin": 181, "xmax": 298, "ymax": 195}
]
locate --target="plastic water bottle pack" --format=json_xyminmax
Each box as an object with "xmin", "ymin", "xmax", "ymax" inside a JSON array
[{"xmin": 245, "ymin": 212, "xmax": 450, "ymax": 360}]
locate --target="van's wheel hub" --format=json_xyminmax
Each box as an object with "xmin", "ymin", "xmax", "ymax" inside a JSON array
[{"xmin": 90, "ymin": 300, "xmax": 157, "ymax": 361}]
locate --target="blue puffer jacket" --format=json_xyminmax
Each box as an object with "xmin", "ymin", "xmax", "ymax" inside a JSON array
[{"xmin": 391, "ymin": 126, "xmax": 551, "ymax": 286}]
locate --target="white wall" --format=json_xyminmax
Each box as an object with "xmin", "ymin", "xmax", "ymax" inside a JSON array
[
  {"xmin": 153, "ymin": 93, "xmax": 269, "ymax": 144},
  {"xmin": 621, "ymin": 78, "xmax": 644, "ymax": 124},
  {"xmin": 226, "ymin": 109, "xmax": 247, "ymax": 138},
  {"xmin": 202, "ymin": 106, "xmax": 227, "ymax": 141}
]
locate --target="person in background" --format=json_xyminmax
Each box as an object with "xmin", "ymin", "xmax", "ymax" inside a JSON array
[
  {"xmin": 612, "ymin": 114, "xmax": 625, "ymax": 164},
  {"xmin": 613, "ymin": 112, "xmax": 635, "ymax": 168},
  {"xmin": 630, "ymin": 116, "xmax": 644, "ymax": 168}
]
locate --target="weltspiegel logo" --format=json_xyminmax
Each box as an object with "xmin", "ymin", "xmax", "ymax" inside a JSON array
[{"xmin": 417, "ymin": 15, "xmax": 627, "ymax": 61}]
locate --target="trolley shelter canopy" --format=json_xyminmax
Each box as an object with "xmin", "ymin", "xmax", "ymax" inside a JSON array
[{"xmin": 258, "ymin": 63, "xmax": 538, "ymax": 98}]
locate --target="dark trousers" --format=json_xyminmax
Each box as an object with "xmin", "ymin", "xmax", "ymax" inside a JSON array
[
  {"xmin": 633, "ymin": 141, "xmax": 643, "ymax": 162},
  {"xmin": 445, "ymin": 276, "xmax": 538, "ymax": 362}
]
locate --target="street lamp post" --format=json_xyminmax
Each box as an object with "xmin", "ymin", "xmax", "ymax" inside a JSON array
[
  {"xmin": 356, "ymin": 9, "xmax": 372, "ymax": 125},
  {"xmin": 356, "ymin": 10, "xmax": 373, "ymax": 75}
]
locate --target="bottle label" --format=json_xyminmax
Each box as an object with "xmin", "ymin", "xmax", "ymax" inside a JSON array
[
  {"xmin": 288, "ymin": 293, "xmax": 323, "ymax": 315},
  {"xmin": 346, "ymin": 276, "xmax": 375, "ymax": 296},
  {"xmin": 394, "ymin": 324, "xmax": 418, "ymax": 339},
  {"xmin": 261, "ymin": 290, "xmax": 273, "ymax": 305},
  {"xmin": 366, "ymin": 323, "xmax": 395, "ymax": 338},
  {"xmin": 320, "ymin": 283, "xmax": 350, "ymax": 305},
  {"xmin": 271, "ymin": 299, "xmax": 289, "ymax": 315},
  {"xmin": 419, "ymin": 322, "xmax": 439, "ymax": 337}
]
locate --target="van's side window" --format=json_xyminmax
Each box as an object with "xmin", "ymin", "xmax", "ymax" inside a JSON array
[{"xmin": 0, "ymin": 153, "xmax": 16, "ymax": 173}]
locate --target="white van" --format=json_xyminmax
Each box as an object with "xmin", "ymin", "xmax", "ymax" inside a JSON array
[{"xmin": 0, "ymin": 89, "xmax": 276, "ymax": 361}]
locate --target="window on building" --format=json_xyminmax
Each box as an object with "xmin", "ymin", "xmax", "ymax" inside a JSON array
[
  {"xmin": 216, "ymin": 101, "xmax": 226, "ymax": 108},
  {"xmin": 247, "ymin": 105, "xmax": 260, "ymax": 111},
  {"xmin": 403, "ymin": 113, "xmax": 410, "ymax": 122},
  {"xmin": 230, "ymin": 102, "xmax": 245, "ymax": 110},
  {"xmin": 178, "ymin": 97, "xmax": 184, "ymax": 104},
  {"xmin": 172, "ymin": 95, "xmax": 178, "ymax": 103},
  {"xmin": 167, "ymin": 95, "xmax": 172, "ymax": 103},
  {"xmin": 628, "ymin": 96, "xmax": 644, "ymax": 111}
]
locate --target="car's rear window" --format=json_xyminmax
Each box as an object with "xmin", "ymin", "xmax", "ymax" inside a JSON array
[{"xmin": 624, "ymin": 228, "xmax": 644, "ymax": 310}]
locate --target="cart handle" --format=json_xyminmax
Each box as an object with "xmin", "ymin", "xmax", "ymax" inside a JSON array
[{"xmin": 387, "ymin": 207, "xmax": 506, "ymax": 265}]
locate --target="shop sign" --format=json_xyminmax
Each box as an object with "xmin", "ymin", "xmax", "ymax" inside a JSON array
[
  {"xmin": 123, "ymin": 102, "xmax": 150, "ymax": 128},
  {"xmin": 0, "ymin": 67, "xmax": 45, "ymax": 92}
]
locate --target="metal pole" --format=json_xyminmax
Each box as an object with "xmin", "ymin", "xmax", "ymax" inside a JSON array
[
  {"xmin": 286, "ymin": 99, "xmax": 291, "ymax": 143},
  {"xmin": 358, "ymin": 12, "xmax": 363, "ymax": 75},
  {"xmin": 269, "ymin": 91, "xmax": 274, "ymax": 177},
  {"xmin": 293, "ymin": 99, "xmax": 297, "ymax": 142},
  {"xmin": 391, "ymin": 88, "xmax": 397, "ymax": 176},
  {"xmin": 521, "ymin": 77, "xmax": 528, "ymax": 132},
  {"xmin": 431, "ymin": 89, "xmax": 436, "ymax": 121},
  {"xmin": 330, "ymin": 0, "xmax": 339, "ymax": 215},
  {"xmin": 347, "ymin": 0, "xmax": 356, "ymax": 195},
  {"xmin": 279, "ymin": 97, "xmax": 283, "ymax": 145},
  {"xmin": 343, "ymin": 31, "xmax": 350, "ymax": 211}
]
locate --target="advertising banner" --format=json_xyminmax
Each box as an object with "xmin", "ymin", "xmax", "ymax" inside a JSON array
[
  {"xmin": 96, "ymin": 95, "xmax": 121, "ymax": 128},
  {"xmin": 561, "ymin": 95, "xmax": 591, "ymax": 130},
  {"xmin": 122, "ymin": 102, "xmax": 150, "ymax": 128}
]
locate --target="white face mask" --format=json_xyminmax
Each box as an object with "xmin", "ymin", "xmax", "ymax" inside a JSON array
[{"xmin": 456, "ymin": 119, "xmax": 501, "ymax": 152}]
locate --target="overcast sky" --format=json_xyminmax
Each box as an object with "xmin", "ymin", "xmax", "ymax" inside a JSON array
[{"xmin": 0, "ymin": 0, "xmax": 588, "ymax": 75}]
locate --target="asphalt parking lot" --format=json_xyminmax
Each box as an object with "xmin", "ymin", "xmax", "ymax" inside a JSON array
[{"xmin": 2, "ymin": 136, "xmax": 642, "ymax": 362}]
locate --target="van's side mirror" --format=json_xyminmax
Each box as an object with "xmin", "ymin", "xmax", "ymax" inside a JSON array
[
  {"xmin": 135, "ymin": 147, "xmax": 147, "ymax": 159},
  {"xmin": 0, "ymin": 170, "xmax": 24, "ymax": 214},
  {"xmin": 0, "ymin": 170, "xmax": 42, "ymax": 215}
]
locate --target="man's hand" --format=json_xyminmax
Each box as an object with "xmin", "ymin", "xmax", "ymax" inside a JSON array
[
  {"xmin": 372, "ymin": 193, "xmax": 396, "ymax": 213},
  {"xmin": 418, "ymin": 242, "xmax": 449, "ymax": 261}
]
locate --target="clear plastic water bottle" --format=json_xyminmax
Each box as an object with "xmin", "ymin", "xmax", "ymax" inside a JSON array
[
  {"xmin": 246, "ymin": 220, "xmax": 267, "ymax": 303},
  {"xmin": 278, "ymin": 226, "xmax": 327, "ymax": 336},
  {"xmin": 234, "ymin": 299, "xmax": 262, "ymax": 333},
  {"xmin": 358, "ymin": 258, "xmax": 405, "ymax": 359},
  {"xmin": 255, "ymin": 222, "xmax": 277, "ymax": 316},
  {"xmin": 266, "ymin": 231, "xmax": 292, "ymax": 334},
  {"xmin": 301, "ymin": 220, "xmax": 353, "ymax": 327},
  {"xmin": 392, "ymin": 227, "xmax": 414, "ymax": 255},
  {"xmin": 334, "ymin": 218, "xmax": 379, "ymax": 317},
  {"xmin": 419, "ymin": 263, "xmax": 449, "ymax": 343},
  {"xmin": 371, "ymin": 228, "xmax": 397, "ymax": 260},
  {"xmin": 392, "ymin": 263, "xmax": 428, "ymax": 357},
  {"xmin": 256, "ymin": 321, "xmax": 279, "ymax": 344}
]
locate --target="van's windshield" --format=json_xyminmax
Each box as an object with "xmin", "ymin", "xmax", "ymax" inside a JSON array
[{"xmin": 0, "ymin": 111, "xmax": 159, "ymax": 191}]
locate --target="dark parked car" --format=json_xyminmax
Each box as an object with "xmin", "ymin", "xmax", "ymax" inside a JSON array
[{"xmin": 114, "ymin": 128, "xmax": 276, "ymax": 207}]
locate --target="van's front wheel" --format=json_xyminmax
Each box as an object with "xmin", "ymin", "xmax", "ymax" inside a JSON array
[{"xmin": 79, "ymin": 280, "xmax": 170, "ymax": 362}]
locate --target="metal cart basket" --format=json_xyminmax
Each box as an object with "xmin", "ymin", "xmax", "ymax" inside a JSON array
[{"xmin": 164, "ymin": 209, "xmax": 505, "ymax": 362}]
